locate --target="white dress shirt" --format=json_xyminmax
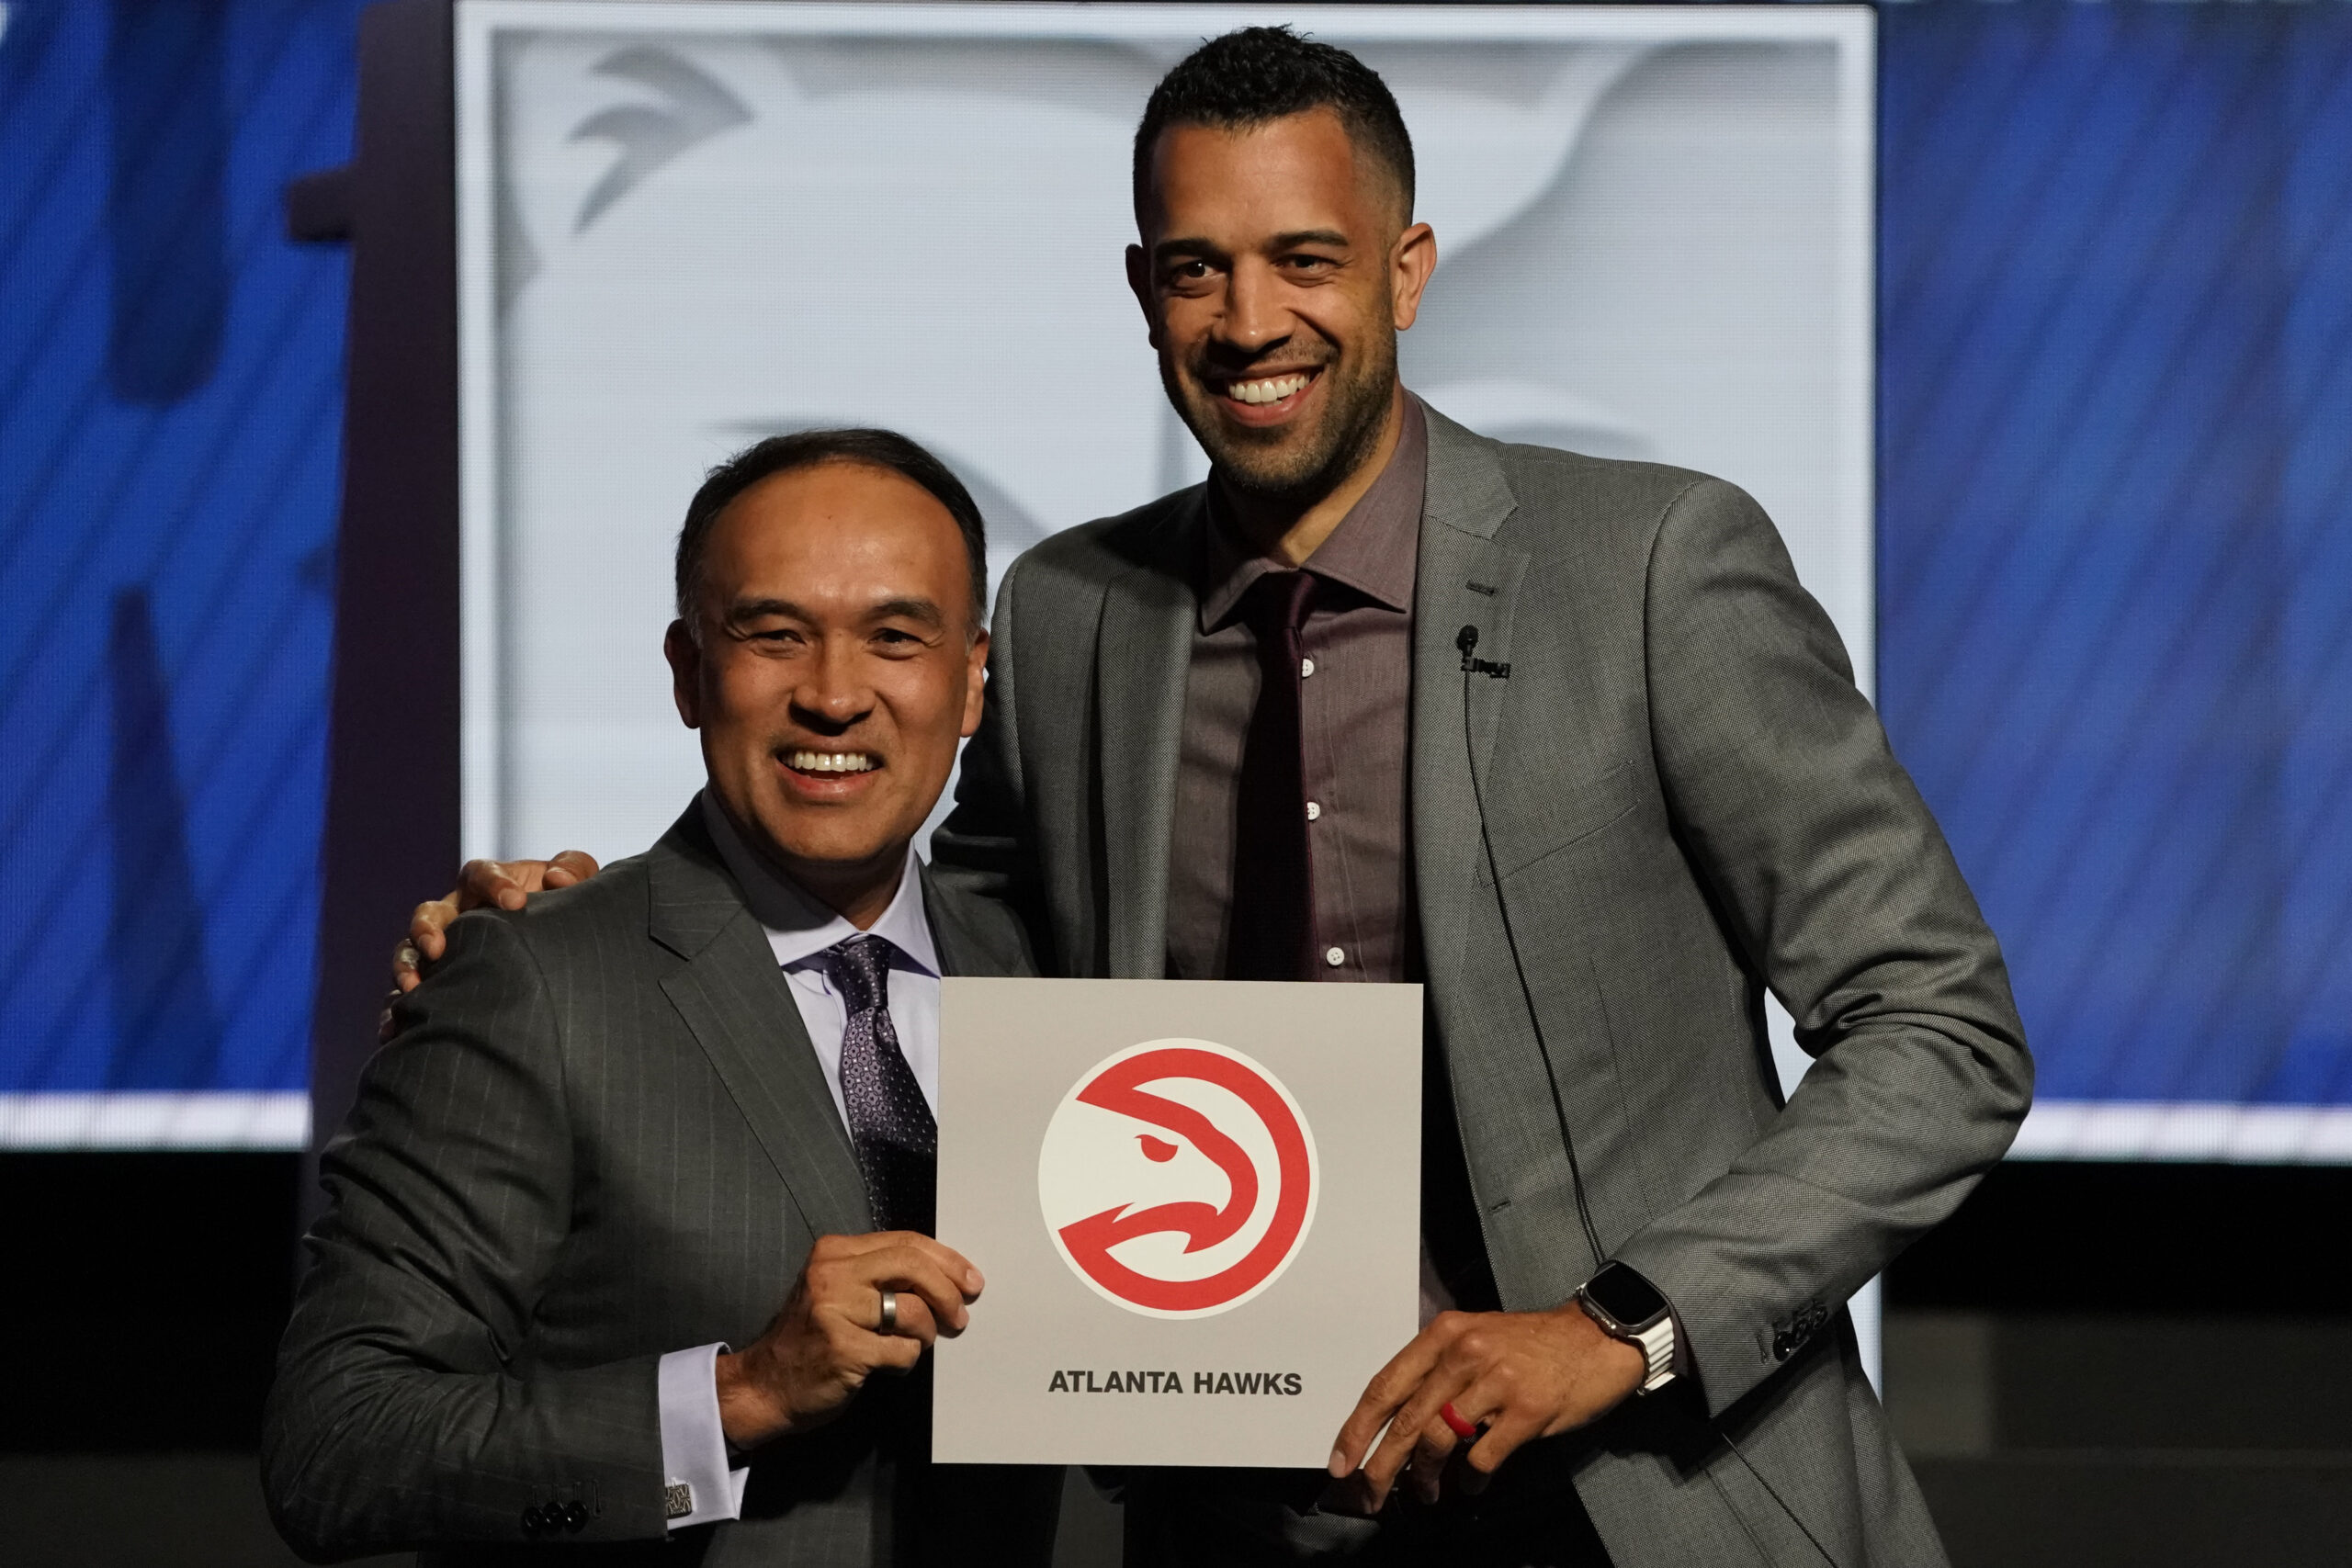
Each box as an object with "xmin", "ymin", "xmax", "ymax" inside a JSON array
[{"xmin": 657, "ymin": 794, "xmax": 941, "ymax": 1529}]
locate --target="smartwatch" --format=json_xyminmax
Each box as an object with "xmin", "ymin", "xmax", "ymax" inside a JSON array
[{"xmin": 1575, "ymin": 1262, "xmax": 1677, "ymax": 1394}]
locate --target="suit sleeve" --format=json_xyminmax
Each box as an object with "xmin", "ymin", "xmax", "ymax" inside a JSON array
[
  {"xmin": 260, "ymin": 911, "xmax": 667, "ymax": 1559},
  {"xmin": 931, "ymin": 551, "xmax": 1053, "ymax": 954},
  {"xmin": 1609, "ymin": 478, "xmax": 2033, "ymax": 1417}
]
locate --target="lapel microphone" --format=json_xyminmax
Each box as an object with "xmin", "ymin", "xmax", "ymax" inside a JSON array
[{"xmin": 1455, "ymin": 625, "xmax": 1511, "ymax": 679}]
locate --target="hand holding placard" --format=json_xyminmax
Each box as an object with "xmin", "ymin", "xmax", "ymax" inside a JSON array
[
  {"xmin": 716, "ymin": 1232, "xmax": 983, "ymax": 1447},
  {"xmin": 1328, "ymin": 1303, "xmax": 1645, "ymax": 1506}
]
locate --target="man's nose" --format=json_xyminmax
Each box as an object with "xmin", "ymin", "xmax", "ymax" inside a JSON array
[
  {"xmin": 1216, "ymin": 257, "xmax": 1290, "ymax": 356},
  {"xmin": 791, "ymin": 642, "xmax": 874, "ymax": 730}
]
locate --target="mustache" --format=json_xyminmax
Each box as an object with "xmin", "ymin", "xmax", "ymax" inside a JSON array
[{"xmin": 1184, "ymin": 347, "xmax": 1335, "ymax": 382}]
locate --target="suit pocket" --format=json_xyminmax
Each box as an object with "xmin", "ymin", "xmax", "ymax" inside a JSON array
[{"xmin": 1475, "ymin": 758, "xmax": 1643, "ymax": 886}]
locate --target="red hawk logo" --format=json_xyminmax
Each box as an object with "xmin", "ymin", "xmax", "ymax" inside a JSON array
[{"xmin": 1037, "ymin": 1041, "xmax": 1318, "ymax": 1317}]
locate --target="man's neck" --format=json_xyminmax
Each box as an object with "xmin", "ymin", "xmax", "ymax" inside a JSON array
[
  {"xmin": 706, "ymin": 793, "xmax": 907, "ymax": 931},
  {"xmin": 1216, "ymin": 382, "xmax": 1407, "ymax": 568},
  {"xmin": 778, "ymin": 853, "xmax": 904, "ymax": 931}
]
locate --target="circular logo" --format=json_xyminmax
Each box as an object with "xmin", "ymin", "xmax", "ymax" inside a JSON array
[{"xmin": 1037, "ymin": 1040, "xmax": 1318, "ymax": 1318}]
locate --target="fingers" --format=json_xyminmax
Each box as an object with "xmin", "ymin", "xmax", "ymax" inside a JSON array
[
  {"xmin": 865, "ymin": 1329, "xmax": 924, "ymax": 1374},
  {"xmin": 544, "ymin": 850, "xmax": 601, "ymax": 888},
  {"xmin": 407, "ymin": 898, "xmax": 458, "ymax": 964},
  {"xmin": 1463, "ymin": 1399, "xmax": 1547, "ymax": 1488},
  {"xmin": 457, "ymin": 858, "xmax": 537, "ymax": 912},
  {"xmin": 858, "ymin": 1246, "xmax": 976, "ymax": 1339},
  {"xmin": 815, "ymin": 1231, "xmax": 984, "ymax": 1297},
  {"xmin": 403, "ymin": 851, "xmax": 593, "ymax": 993},
  {"xmin": 868, "ymin": 1287, "xmax": 944, "ymax": 1359},
  {"xmin": 1329, "ymin": 1313, "xmax": 1463, "ymax": 1479},
  {"xmin": 805, "ymin": 1234, "xmax": 983, "ymax": 1344},
  {"xmin": 1405, "ymin": 1408, "xmax": 1464, "ymax": 1503},
  {"xmin": 1362, "ymin": 1356, "xmax": 1475, "ymax": 1505}
]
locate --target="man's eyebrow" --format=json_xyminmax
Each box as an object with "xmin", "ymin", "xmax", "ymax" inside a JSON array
[
  {"xmin": 725, "ymin": 596, "xmax": 810, "ymax": 623},
  {"xmin": 726, "ymin": 595, "xmax": 947, "ymax": 628},
  {"xmin": 1153, "ymin": 235, "xmax": 1229, "ymax": 265},
  {"xmin": 869, "ymin": 597, "xmax": 946, "ymax": 628}
]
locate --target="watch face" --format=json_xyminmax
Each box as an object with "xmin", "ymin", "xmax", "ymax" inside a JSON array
[{"xmin": 1585, "ymin": 1264, "xmax": 1669, "ymax": 1329}]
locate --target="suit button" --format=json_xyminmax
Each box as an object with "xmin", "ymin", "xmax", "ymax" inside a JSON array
[
  {"xmin": 520, "ymin": 1506, "xmax": 544, "ymax": 1536},
  {"xmin": 565, "ymin": 1501, "xmax": 587, "ymax": 1532}
]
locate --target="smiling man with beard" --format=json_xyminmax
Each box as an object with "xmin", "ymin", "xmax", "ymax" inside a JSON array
[{"xmin": 402, "ymin": 28, "xmax": 2029, "ymax": 1568}]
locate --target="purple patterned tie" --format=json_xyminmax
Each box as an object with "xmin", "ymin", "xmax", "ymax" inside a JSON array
[{"xmin": 825, "ymin": 934, "xmax": 936, "ymax": 1235}]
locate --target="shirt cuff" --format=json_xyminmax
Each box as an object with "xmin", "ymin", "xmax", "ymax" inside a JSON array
[{"xmin": 657, "ymin": 1344, "xmax": 749, "ymax": 1530}]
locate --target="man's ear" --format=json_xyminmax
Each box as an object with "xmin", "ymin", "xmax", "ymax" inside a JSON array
[
  {"xmin": 664, "ymin": 619, "xmax": 704, "ymax": 728},
  {"xmin": 1391, "ymin": 221, "xmax": 1437, "ymax": 333},
  {"xmin": 960, "ymin": 626, "xmax": 990, "ymax": 739},
  {"xmin": 1125, "ymin": 243, "xmax": 1163, "ymax": 350}
]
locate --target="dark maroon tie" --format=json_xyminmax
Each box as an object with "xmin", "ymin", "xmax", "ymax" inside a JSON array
[{"xmin": 1228, "ymin": 570, "xmax": 1317, "ymax": 980}]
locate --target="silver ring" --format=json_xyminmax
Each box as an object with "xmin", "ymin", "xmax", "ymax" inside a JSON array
[{"xmin": 878, "ymin": 1288, "xmax": 898, "ymax": 1335}]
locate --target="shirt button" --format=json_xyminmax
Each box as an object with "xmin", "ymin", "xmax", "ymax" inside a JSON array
[
  {"xmin": 1325, "ymin": 946, "xmax": 1345, "ymax": 968},
  {"xmin": 1301, "ymin": 657, "xmax": 1316, "ymax": 678},
  {"xmin": 1306, "ymin": 801, "xmax": 1321, "ymax": 821}
]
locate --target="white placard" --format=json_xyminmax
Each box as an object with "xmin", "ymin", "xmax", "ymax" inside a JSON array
[{"xmin": 933, "ymin": 977, "xmax": 1421, "ymax": 1467}]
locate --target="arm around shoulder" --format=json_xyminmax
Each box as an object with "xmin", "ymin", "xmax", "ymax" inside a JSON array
[
  {"xmin": 1610, "ymin": 477, "xmax": 2032, "ymax": 1416},
  {"xmin": 262, "ymin": 910, "xmax": 668, "ymax": 1558}
]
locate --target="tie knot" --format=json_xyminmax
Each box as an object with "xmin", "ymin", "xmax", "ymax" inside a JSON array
[
  {"xmin": 825, "ymin": 934, "xmax": 894, "ymax": 1012},
  {"xmin": 1241, "ymin": 570, "xmax": 1317, "ymax": 639}
]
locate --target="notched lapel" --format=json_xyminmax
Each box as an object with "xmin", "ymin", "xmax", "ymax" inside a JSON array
[
  {"xmin": 1093, "ymin": 496, "xmax": 1201, "ymax": 978},
  {"xmin": 647, "ymin": 821, "xmax": 873, "ymax": 1237},
  {"xmin": 1411, "ymin": 409, "xmax": 1532, "ymax": 1004}
]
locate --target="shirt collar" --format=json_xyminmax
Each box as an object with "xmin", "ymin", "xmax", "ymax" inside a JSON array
[
  {"xmin": 698, "ymin": 791, "xmax": 940, "ymax": 976},
  {"xmin": 1198, "ymin": 392, "xmax": 1428, "ymax": 632}
]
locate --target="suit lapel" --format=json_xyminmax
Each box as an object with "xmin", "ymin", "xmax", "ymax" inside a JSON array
[
  {"xmin": 919, "ymin": 860, "xmax": 1021, "ymax": 979},
  {"xmin": 1411, "ymin": 408, "xmax": 1531, "ymax": 1007},
  {"xmin": 647, "ymin": 815, "xmax": 873, "ymax": 1236},
  {"xmin": 1094, "ymin": 493, "xmax": 1203, "ymax": 978}
]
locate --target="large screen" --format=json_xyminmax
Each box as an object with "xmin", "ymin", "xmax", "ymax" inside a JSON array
[
  {"xmin": 455, "ymin": 1, "xmax": 1875, "ymax": 872},
  {"xmin": 8, "ymin": 0, "xmax": 2346, "ymax": 1169}
]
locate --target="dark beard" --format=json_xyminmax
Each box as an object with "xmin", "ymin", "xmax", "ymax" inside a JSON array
[{"xmin": 1164, "ymin": 333, "xmax": 1398, "ymax": 508}]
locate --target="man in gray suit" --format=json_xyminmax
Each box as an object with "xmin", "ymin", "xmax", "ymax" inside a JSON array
[
  {"xmin": 932, "ymin": 29, "xmax": 2028, "ymax": 1567},
  {"xmin": 413, "ymin": 28, "xmax": 2030, "ymax": 1568},
  {"xmin": 266, "ymin": 431, "xmax": 1060, "ymax": 1563}
]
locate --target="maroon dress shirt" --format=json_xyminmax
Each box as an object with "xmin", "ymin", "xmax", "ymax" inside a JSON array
[
  {"xmin": 1164, "ymin": 398, "xmax": 1425, "ymax": 987},
  {"xmin": 1160, "ymin": 400, "xmax": 1498, "ymax": 1319}
]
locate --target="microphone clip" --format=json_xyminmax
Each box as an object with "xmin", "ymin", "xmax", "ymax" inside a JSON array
[{"xmin": 1455, "ymin": 626, "xmax": 1510, "ymax": 679}]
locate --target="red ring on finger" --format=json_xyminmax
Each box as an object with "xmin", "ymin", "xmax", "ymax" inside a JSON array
[{"xmin": 1439, "ymin": 1401, "xmax": 1480, "ymax": 1440}]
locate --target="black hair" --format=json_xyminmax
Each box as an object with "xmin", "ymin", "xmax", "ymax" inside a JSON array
[
  {"xmin": 1132, "ymin": 26, "xmax": 1415, "ymax": 227},
  {"xmin": 674, "ymin": 428, "xmax": 988, "ymax": 633}
]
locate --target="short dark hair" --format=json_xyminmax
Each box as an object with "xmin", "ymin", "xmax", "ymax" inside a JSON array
[
  {"xmin": 674, "ymin": 428, "xmax": 989, "ymax": 634},
  {"xmin": 1132, "ymin": 26, "xmax": 1414, "ymax": 228}
]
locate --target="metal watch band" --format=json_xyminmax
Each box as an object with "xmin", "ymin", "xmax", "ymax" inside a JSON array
[
  {"xmin": 1577, "ymin": 1282, "xmax": 1678, "ymax": 1395},
  {"xmin": 1629, "ymin": 1314, "xmax": 1676, "ymax": 1393}
]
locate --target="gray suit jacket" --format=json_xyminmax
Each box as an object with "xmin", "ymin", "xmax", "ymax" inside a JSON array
[
  {"xmin": 263, "ymin": 805, "xmax": 1059, "ymax": 1565},
  {"xmin": 932, "ymin": 405, "xmax": 2032, "ymax": 1566}
]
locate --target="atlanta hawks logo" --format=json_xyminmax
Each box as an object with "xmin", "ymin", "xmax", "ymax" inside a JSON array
[{"xmin": 1037, "ymin": 1040, "xmax": 1319, "ymax": 1318}]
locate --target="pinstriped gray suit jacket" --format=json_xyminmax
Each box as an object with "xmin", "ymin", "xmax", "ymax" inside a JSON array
[
  {"xmin": 932, "ymin": 405, "xmax": 2033, "ymax": 1566},
  {"xmin": 262, "ymin": 804, "xmax": 1060, "ymax": 1565}
]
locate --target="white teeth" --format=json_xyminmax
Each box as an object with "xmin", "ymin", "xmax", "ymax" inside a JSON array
[
  {"xmin": 790, "ymin": 750, "xmax": 875, "ymax": 773},
  {"xmin": 1226, "ymin": 373, "xmax": 1310, "ymax": 406}
]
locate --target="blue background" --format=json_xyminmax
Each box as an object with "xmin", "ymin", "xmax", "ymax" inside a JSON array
[
  {"xmin": 2, "ymin": 1, "xmax": 2348, "ymax": 1121},
  {"xmin": 1, "ymin": 0, "xmax": 361, "ymax": 1098},
  {"xmin": 1879, "ymin": 1, "xmax": 2352, "ymax": 1109}
]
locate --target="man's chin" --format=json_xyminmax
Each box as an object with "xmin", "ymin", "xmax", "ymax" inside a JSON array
[{"xmin": 1184, "ymin": 412, "xmax": 1340, "ymax": 501}]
